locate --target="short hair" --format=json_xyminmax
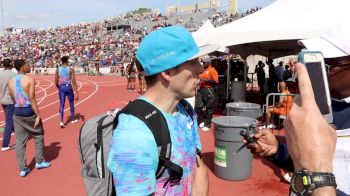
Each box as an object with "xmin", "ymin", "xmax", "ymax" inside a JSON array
[
  {"xmin": 2, "ymin": 59, "xmax": 12, "ymax": 68},
  {"xmin": 61, "ymin": 56, "xmax": 69, "ymax": 64},
  {"xmin": 14, "ymin": 59, "xmax": 26, "ymax": 71},
  {"xmin": 279, "ymin": 81, "xmax": 286, "ymax": 90},
  {"xmin": 135, "ymin": 58, "xmax": 157, "ymax": 87}
]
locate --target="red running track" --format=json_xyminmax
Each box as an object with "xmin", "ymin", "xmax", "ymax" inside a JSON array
[{"xmin": 0, "ymin": 75, "xmax": 289, "ymax": 196}]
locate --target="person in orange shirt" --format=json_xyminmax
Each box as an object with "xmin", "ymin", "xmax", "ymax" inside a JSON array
[
  {"xmin": 267, "ymin": 81, "xmax": 293, "ymax": 126},
  {"xmin": 195, "ymin": 56, "xmax": 219, "ymax": 131}
]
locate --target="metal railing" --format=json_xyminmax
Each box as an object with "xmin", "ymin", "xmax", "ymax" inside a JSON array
[{"xmin": 264, "ymin": 93, "xmax": 297, "ymax": 129}]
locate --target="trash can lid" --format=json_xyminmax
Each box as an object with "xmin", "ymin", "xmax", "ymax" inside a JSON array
[
  {"xmin": 212, "ymin": 116, "xmax": 257, "ymax": 128},
  {"xmin": 225, "ymin": 102, "xmax": 260, "ymax": 110}
]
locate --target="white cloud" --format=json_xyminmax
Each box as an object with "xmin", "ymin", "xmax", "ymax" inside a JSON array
[
  {"xmin": 16, "ymin": 14, "xmax": 31, "ymax": 20},
  {"xmin": 38, "ymin": 13, "xmax": 50, "ymax": 19}
]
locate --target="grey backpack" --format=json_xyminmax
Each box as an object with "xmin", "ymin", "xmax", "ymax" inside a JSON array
[{"xmin": 78, "ymin": 99, "xmax": 194, "ymax": 196}]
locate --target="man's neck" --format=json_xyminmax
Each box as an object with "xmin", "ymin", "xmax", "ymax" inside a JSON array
[{"xmin": 143, "ymin": 86, "xmax": 179, "ymax": 115}]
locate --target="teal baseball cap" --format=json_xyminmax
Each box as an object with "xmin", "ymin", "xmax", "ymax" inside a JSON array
[{"xmin": 136, "ymin": 26, "xmax": 220, "ymax": 76}]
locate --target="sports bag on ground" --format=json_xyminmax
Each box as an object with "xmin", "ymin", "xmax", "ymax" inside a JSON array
[{"xmin": 78, "ymin": 99, "xmax": 194, "ymax": 196}]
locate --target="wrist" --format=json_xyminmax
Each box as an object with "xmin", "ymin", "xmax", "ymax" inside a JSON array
[
  {"xmin": 266, "ymin": 142, "xmax": 280, "ymax": 160},
  {"xmin": 312, "ymin": 186, "xmax": 336, "ymax": 196},
  {"xmin": 291, "ymin": 168, "xmax": 337, "ymax": 196},
  {"xmin": 296, "ymin": 162, "xmax": 333, "ymax": 173}
]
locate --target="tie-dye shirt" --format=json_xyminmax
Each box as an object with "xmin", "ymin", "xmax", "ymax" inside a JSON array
[
  {"xmin": 107, "ymin": 97, "xmax": 201, "ymax": 196},
  {"xmin": 58, "ymin": 66, "xmax": 71, "ymax": 85},
  {"xmin": 13, "ymin": 74, "xmax": 30, "ymax": 107}
]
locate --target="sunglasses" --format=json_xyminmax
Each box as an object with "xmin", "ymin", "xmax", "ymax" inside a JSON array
[{"xmin": 325, "ymin": 57, "xmax": 350, "ymax": 76}]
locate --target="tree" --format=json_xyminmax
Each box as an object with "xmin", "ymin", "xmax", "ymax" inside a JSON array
[{"xmin": 131, "ymin": 7, "xmax": 152, "ymax": 14}]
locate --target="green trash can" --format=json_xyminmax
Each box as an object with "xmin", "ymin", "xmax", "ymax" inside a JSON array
[
  {"xmin": 212, "ymin": 116, "xmax": 257, "ymax": 180},
  {"xmin": 225, "ymin": 102, "xmax": 262, "ymax": 119}
]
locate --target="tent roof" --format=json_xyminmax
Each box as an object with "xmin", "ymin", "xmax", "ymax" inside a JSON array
[
  {"xmin": 203, "ymin": 0, "xmax": 350, "ymax": 58},
  {"xmin": 195, "ymin": 19, "xmax": 215, "ymax": 34},
  {"xmin": 193, "ymin": 20, "xmax": 229, "ymax": 54}
]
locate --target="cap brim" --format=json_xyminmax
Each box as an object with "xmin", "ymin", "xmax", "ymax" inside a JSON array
[
  {"xmin": 190, "ymin": 44, "xmax": 221, "ymax": 60},
  {"xmin": 298, "ymin": 38, "xmax": 348, "ymax": 58}
]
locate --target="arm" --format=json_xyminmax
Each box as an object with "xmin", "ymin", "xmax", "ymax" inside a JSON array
[
  {"xmin": 55, "ymin": 68, "xmax": 59, "ymax": 88},
  {"xmin": 202, "ymin": 68, "xmax": 219, "ymax": 85},
  {"xmin": 28, "ymin": 77, "xmax": 41, "ymax": 128},
  {"xmin": 192, "ymin": 155, "xmax": 209, "ymax": 196},
  {"xmin": 278, "ymin": 93, "xmax": 285, "ymax": 106},
  {"xmin": 284, "ymin": 63, "xmax": 336, "ymax": 196},
  {"xmin": 246, "ymin": 129, "xmax": 294, "ymax": 172},
  {"xmin": 191, "ymin": 110, "xmax": 208, "ymax": 196},
  {"xmin": 209, "ymin": 67, "xmax": 219, "ymax": 84},
  {"xmin": 70, "ymin": 68, "xmax": 79, "ymax": 100},
  {"xmin": 107, "ymin": 114, "xmax": 158, "ymax": 195},
  {"xmin": 7, "ymin": 79, "xmax": 15, "ymax": 103}
]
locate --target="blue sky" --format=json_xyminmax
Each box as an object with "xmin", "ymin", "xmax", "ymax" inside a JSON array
[{"xmin": 0, "ymin": 0, "xmax": 275, "ymax": 31}]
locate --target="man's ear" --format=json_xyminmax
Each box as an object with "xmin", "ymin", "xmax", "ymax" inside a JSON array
[{"xmin": 160, "ymin": 70, "xmax": 172, "ymax": 82}]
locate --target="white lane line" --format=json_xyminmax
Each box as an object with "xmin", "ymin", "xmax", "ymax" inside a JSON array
[
  {"xmin": 37, "ymin": 79, "xmax": 53, "ymax": 104},
  {"xmin": 77, "ymin": 81, "xmax": 122, "ymax": 85},
  {"xmin": 36, "ymin": 78, "xmax": 53, "ymax": 97},
  {"xmin": 0, "ymin": 81, "xmax": 83, "ymax": 126},
  {"xmin": 36, "ymin": 84, "xmax": 47, "ymax": 105},
  {"xmin": 0, "ymin": 79, "xmax": 97, "ymax": 140},
  {"xmin": 33, "ymin": 81, "xmax": 83, "ymax": 111},
  {"xmin": 0, "ymin": 78, "xmax": 53, "ymax": 114},
  {"xmin": 41, "ymin": 78, "xmax": 98, "ymax": 123},
  {"xmin": 93, "ymin": 83, "xmax": 127, "ymax": 87}
]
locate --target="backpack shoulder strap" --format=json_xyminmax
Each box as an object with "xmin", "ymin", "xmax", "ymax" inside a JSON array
[
  {"xmin": 179, "ymin": 99, "xmax": 195, "ymax": 121},
  {"xmin": 114, "ymin": 99, "xmax": 172, "ymax": 179}
]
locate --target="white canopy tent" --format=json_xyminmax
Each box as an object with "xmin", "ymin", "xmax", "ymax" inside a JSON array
[
  {"xmin": 201, "ymin": 0, "xmax": 350, "ymax": 58},
  {"xmin": 192, "ymin": 0, "xmax": 350, "ymax": 101},
  {"xmin": 192, "ymin": 20, "xmax": 229, "ymax": 54}
]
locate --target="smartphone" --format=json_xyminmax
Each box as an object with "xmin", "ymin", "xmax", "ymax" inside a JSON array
[{"xmin": 298, "ymin": 51, "xmax": 333, "ymax": 123}]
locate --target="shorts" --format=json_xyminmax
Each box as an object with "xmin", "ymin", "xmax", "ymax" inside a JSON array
[{"xmin": 272, "ymin": 107, "xmax": 290, "ymax": 115}]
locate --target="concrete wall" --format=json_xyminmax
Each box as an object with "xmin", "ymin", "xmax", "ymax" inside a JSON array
[
  {"xmin": 228, "ymin": 0, "xmax": 238, "ymax": 15},
  {"xmin": 166, "ymin": 0, "xmax": 221, "ymax": 15}
]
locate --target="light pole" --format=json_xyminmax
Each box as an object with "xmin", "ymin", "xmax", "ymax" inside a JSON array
[{"xmin": 0, "ymin": 0, "xmax": 5, "ymax": 33}]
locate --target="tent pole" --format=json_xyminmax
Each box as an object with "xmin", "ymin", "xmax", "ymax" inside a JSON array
[{"xmin": 225, "ymin": 56, "xmax": 231, "ymax": 100}]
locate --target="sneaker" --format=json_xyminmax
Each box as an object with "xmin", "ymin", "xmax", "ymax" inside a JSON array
[
  {"xmin": 19, "ymin": 168, "xmax": 31, "ymax": 177},
  {"xmin": 1, "ymin": 144, "xmax": 16, "ymax": 152},
  {"xmin": 71, "ymin": 119, "xmax": 78, "ymax": 124},
  {"xmin": 258, "ymin": 125, "xmax": 267, "ymax": 130},
  {"xmin": 60, "ymin": 122, "xmax": 65, "ymax": 128},
  {"xmin": 202, "ymin": 126, "xmax": 210, "ymax": 132},
  {"xmin": 199, "ymin": 122, "xmax": 205, "ymax": 128},
  {"xmin": 35, "ymin": 161, "xmax": 51, "ymax": 169}
]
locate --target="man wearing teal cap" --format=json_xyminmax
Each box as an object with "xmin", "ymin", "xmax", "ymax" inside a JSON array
[{"xmin": 107, "ymin": 26, "xmax": 219, "ymax": 195}]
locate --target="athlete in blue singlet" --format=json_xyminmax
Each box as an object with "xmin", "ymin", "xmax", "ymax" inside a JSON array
[
  {"xmin": 55, "ymin": 56, "xmax": 79, "ymax": 128},
  {"xmin": 8, "ymin": 59, "xmax": 50, "ymax": 177}
]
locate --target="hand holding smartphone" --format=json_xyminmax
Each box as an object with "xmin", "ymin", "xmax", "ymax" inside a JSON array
[{"xmin": 297, "ymin": 51, "xmax": 333, "ymax": 123}]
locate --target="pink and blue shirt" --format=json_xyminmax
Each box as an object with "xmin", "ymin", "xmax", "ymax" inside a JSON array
[
  {"xmin": 58, "ymin": 66, "xmax": 71, "ymax": 85},
  {"xmin": 107, "ymin": 97, "xmax": 201, "ymax": 196},
  {"xmin": 13, "ymin": 74, "xmax": 30, "ymax": 108}
]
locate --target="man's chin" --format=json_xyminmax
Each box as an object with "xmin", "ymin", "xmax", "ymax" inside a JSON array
[{"xmin": 330, "ymin": 89, "xmax": 350, "ymax": 100}]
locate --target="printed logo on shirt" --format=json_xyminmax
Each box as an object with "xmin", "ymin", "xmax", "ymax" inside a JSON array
[{"xmin": 186, "ymin": 121, "xmax": 193, "ymax": 130}]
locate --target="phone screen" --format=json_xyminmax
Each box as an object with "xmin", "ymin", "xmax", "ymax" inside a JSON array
[{"xmin": 304, "ymin": 62, "xmax": 330, "ymax": 115}]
